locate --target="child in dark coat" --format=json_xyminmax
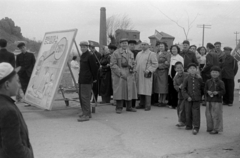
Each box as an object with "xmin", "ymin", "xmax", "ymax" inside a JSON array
[
  {"xmin": 173, "ymin": 62, "xmax": 188, "ymax": 127},
  {"xmin": 182, "ymin": 63, "xmax": 204, "ymax": 135},
  {"xmin": 205, "ymin": 66, "xmax": 225, "ymax": 134}
]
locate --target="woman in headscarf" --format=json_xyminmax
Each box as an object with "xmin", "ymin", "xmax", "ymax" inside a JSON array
[
  {"xmin": 153, "ymin": 42, "xmax": 171, "ymax": 106},
  {"xmin": 168, "ymin": 45, "xmax": 184, "ymax": 109}
]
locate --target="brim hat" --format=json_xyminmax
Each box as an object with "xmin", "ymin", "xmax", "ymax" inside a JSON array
[
  {"xmin": 223, "ymin": 46, "xmax": 232, "ymax": 51},
  {"xmin": 128, "ymin": 40, "xmax": 137, "ymax": 45},
  {"xmin": 210, "ymin": 66, "xmax": 221, "ymax": 73},
  {"xmin": 79, "ymin": 41, "xmax": 89, "ymax": 46},
  {"xmin": 187, "ymin": 63, "xmax": 197, "ymax": 69}
]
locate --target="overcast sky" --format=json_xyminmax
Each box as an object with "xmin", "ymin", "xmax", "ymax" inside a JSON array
[{"xmin": 1, "ymin": 0, "xmax": 240, "ymax": 49}]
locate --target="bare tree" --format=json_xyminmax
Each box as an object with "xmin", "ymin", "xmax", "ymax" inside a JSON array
[
  {"xmin": 106, "ymin": 14, "xmax": 134, "ymax": 44},
  {"xmin": 149, "ymin": 3, "xmax": 199, "ymax": 40}
]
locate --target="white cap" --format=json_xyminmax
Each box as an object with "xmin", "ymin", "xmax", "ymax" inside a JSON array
[
  {"xmin": 0, "ymin": 63, "xmax": 14, "ymax": 82},
  {"xmin": 141, "ymin": 40, "xmax": 150, "ymax": 45}
]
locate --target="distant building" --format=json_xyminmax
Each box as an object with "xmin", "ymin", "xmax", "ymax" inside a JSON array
[
  {"xmin": 115, "ymin": 29, "xmax": 140, "ymax": 47},
  {"xmin": 149, "ymin": 30, "xmax": 175, "ymax": 48}
]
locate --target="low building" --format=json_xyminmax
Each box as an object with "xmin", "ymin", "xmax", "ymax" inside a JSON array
[{"xmin": 149, "ymin": 30, "xmax": 175, "ymax": 48}]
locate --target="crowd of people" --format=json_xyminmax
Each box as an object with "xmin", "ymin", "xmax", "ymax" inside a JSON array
[
  {"xmin": 0, "ymin": 36, "xmax": 239, "ymax": 157},
  {"xmin": 77, "ymin": 39, "xmax": 238, "ymax": 136}
]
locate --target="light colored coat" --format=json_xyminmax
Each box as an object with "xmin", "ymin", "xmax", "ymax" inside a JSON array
[
  {"xmin": 136, "ymin": 49, "xmax": 158, "ymax": 96},
  {"xmin": 110, "ymin": 48, "xmax": 138, "ymax": 100}
]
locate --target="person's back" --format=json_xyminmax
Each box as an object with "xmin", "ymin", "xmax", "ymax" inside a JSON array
[
  {"xmin": 0, "ymin": 62, "xmax": 34, "ymax": 158},
  {"xmin": 0, "ymin": 39, "xmax": 15, "ymax": 67}
]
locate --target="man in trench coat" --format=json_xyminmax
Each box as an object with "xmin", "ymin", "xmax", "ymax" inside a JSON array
[
  {"xmin": 110, "ymin": 39, "xmax": 138, "ymax": 114},
  {"xmin": 135, "ymin": 41, "xmax": 158, "ymax": 111}
]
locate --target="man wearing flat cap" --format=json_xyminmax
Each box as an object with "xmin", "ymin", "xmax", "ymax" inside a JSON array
[
  {"xmin": 78, "ymin": 41, "xmax": 98, "ymax": 121},
  {"xmin": 0, "ymin": 39, "xmax": 15, "ymax": 68},
  {"xmin": 179, "ymin": 40, "xmax": 198, "ymax": 72},
  {"xmin": 88, "ymin": 41, "xmax": 101, "ymax": 103},
  {"xmin": 221, "ymin": 46, "xmax": 238, "ymax": 106},
  {"xmin": 0, "ymin": 62, "xmax": 34, "ymax": 158},
  {"xmin": 214, "ymin": 42, "xmax": 226, "ymax": 63},
  {"xmin": 110, "ymin": 38, "xmax": 138, "ymax": 113},
  {"xmin": 16, "ymin": 42, "xmax": 36, "ymax": 94}
]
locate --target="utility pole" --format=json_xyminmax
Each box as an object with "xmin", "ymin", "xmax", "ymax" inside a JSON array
[
  {"xmin": 234, "ymin": 32, "xmax": 240, "ymax": 46},
  {"xmin": 197, "ymin": 24, "xmax": 211, "ymax": 46}
]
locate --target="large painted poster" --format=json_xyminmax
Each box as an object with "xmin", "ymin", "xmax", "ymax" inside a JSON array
[{"xmin": 24, "ymin": 29, "xmax": 78, "ymax": 110}]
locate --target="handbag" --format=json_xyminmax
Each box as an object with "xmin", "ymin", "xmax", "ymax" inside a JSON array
[{"xmin": 144, "ymin": 52, "xmax": 152, "ymax": 78}]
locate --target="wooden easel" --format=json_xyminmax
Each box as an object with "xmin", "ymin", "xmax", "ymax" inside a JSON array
[{"xmin": 58, "ymin": 40, "xmax": 98, "ymax": 113}]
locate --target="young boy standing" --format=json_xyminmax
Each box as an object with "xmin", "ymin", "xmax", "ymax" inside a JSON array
[
  {"xmin": 205, "ymin": 66, "xmax": 225, "ymax": 134},
  {"xmin": 173, "ymin": 62, "xmax": 188, "ymax": 127},
  {"xmin": 182, "ymin": 63, "xmax": 204, "ymax": 135}
]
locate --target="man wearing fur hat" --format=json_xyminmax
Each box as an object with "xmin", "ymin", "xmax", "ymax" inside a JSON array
[{"xmin": 0, "ymin": 62, "xmax": 34, "ymax": 158}]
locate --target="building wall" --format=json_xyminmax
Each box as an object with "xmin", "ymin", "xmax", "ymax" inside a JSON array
[{"xmin": 115, "ymin": 30, "xmax": 140, "ymax": 46}]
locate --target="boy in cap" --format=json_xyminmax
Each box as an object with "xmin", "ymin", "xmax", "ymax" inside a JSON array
[
  {"xmin": 16, "ymin": 42, "xmax": 36, "ymax": 94},
  {"xmin": 173, "ymin": 61, "xmax": 188, "ymax": 127},
  {"xmin": 182, "ymin": 63, "xmax": 204, "ymax": 135},
  {"xmin": 78, "ymin": 41, "xmax": 98, "ymax": 122},
  {"xmin": 0, "ymin": 39, "xmax": 15, "ymax": 68},
  {"xmin": 205, "ymin": 66, "xmax": 225, "ymax": 134},
  {"xmin": 0, "ymin": 62, "xmax": 34, "ymax": 158},
  {"xmin": 221, "ymin": 46, "xmax": 238, "ymax": 106}
]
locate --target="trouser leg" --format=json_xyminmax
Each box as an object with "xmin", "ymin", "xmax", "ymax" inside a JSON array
[
  {"xmin": 132, "ymin": 99, "xmax": 136, "ymax": 108},
  {"xmin": 178, "ymin": 99, "xmax": 186, "ymax": 124},
  {"xmin": 92, "ymin": 82, "xmax": 98, "ymax": 102},
  {"xmin": 205, "ymin": 102, "xmax": 213, "ymax": 131},
  {"xmin": 192, "ymin": 101, "xmax": 201, "ymax": 130},
  {"xmin": 126, "ymin": 100, "xmax": 132, "ymax": 110},
  {"xmin": 185, "ymin": 101, "xmax": 193, "ymax": 129},
  {"xmin": 139, "ymin": 95, "xmax": 145, "ymax": 107},
  {"xmin": 145, "ymin": 95, "xmax": 151, "ymax": 110},
  {"xmin": 79, "ymin": 84, "xmax": 92, "ymax": 116},
  {"xmin": 222, "ymin": 78, "xmax": 229, "ymax": 104},
  {"xmin": 228, "ymin": 79, "xmax": 235, "ymax": 104},
  {"xmin": 19, "ymin": 77, "xmax": 30, "ymax": 94},
  {"xmin": 211, "ymin": 102, "xmax": 223, "ymax": 132},
  {"xmin": 116, "ymin": 100, "xmax": 123, "ymax": 110}
]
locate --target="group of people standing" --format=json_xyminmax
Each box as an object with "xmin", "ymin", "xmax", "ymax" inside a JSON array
[{"xmin": 77, "ymin": 38, "xmax": 239, "ymax": 137}]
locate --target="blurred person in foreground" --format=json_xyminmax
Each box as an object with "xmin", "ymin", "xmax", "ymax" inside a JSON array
[{"xmin": 0, "ymin": 62, "xmax": 34, "ymax": 158}]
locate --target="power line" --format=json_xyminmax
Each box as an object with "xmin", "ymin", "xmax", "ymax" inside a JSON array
[
  {"xmin": 197, "ymin": 24, "xmax": 211, "ymax": 46},
  {"xmin": 234, "ymin": 32, "xmax": 240, "ymax": 46}
]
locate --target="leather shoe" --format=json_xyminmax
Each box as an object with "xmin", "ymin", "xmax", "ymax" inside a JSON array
[
  {"xmin": 78, "ymin": 115, "xmax": 90, "ymax": 122},
  {"xmin": 210, "ymin": 130, "xmax": 218, "ymax": 134},
  {"xmin": 145, "ymin": 107, "xmax": 151, "ymax": 111},
  {"xmin": 136, "ymin": 105, "xmax": 144, "ymax": 109},
  {"xmin": 126, "ymin": 108, "xmax": 137, "ymax": 112},
  {"xmin": 192, "ymin": 129, "xmax": 198, "ymax": 135},
  {"xmin": 116, "ymin": 109, "xmax": 122, "ymax": 114}
]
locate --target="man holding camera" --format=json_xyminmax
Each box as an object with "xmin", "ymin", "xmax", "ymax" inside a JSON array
[
  {"xmin": 135, "ymin": 41, "xmax": 158, "ymax": 111},
  {"xmin": 110, "ymin": 39, "xmax": 137, "ymax": 114}
]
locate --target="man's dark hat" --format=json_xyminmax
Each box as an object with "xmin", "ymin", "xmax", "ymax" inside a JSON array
[
  {"xmin": 128, "ymin": 40, "xmax": 137, "ymax": 44},
  {"xmin": 187, "ymin": 63, "xmax": 197, "ymax": 69},
  {"xmin": 223, "ymin": 46, "xmax": 232, "ymax": 51},
  {"xmin": 210, "ymin": 66, "xmax": 221, "ymax": 72},
  {"xmin": 108, "ymin": 44, "xmax": 117, "ymax": 50},
  {"xmin": 214, "ymin": 42, "xmax": 221, "ymax": 45},
  {"xmin": 182, "ymin": 40, "xmax": 190, "ymax": 45},
  {"xmin": 206, "ymin": 43, "xmax": 215, "ymax": 49}
]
